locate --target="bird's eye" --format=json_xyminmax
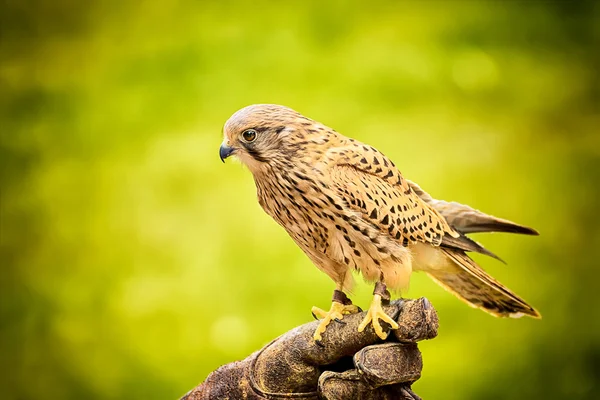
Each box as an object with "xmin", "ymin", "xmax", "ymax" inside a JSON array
[{"xmin": 242, "ymin": 129, "xmax": 257, "ymax": 142}]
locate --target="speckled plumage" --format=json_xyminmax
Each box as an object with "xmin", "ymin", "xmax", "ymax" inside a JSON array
[{"xmin": 221, "ymin": 104, "xmax": 540, "ymax": 330}]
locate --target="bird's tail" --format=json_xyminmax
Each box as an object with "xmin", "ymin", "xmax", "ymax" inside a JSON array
[{"xmin": 427, "ymin": 249, "xmax": 540, "ymax": 318}]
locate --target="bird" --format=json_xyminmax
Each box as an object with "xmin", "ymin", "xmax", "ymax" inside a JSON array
[{"xmin": 219, "ymin": 104, "xmax": 540, "ymax": 343}]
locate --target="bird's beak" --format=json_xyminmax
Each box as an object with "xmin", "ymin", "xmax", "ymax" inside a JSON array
[{"xmin": 219, "ymin": 144, "xmax": 234, "ymax": 163}]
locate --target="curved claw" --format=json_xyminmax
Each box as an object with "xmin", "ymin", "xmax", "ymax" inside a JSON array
[
  {"xmin": 358, "ymin": 294, "xmax": 399, "ymax": 340},
  {"xmin": 311, "ymin": 302, "xmax": 361, "ymax": 342},
  {"xmin": 311, "ymin": 306, "xmax": 328, "ymax": 320}
]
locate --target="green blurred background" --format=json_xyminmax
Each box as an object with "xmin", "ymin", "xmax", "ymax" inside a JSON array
[{"xmin": 1, "ymin": 1, "xmax": 599, "ymax": 399}]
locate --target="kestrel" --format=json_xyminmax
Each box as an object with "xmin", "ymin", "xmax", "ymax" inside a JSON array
[{"xmin": 220, "ymin": 104, "xmax": 540, "ymax": 343}]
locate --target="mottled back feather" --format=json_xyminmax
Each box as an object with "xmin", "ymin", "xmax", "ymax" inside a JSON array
[{"xmin": 326, "ymin": 143, "xmax": 459, "ymax": 248}]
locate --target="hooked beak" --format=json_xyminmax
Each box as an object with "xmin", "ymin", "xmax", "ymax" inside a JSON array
[{"xmin": 219, "ymin": 144, "xmax": 234, "ymax": 163}]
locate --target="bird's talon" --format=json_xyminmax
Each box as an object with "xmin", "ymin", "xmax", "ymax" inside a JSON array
[
  {"xmin": 311, "ymin": 301, "xmax": 360, "ymax": 342},
  {"xmin": 311, "ymin": 306, "xmax": 328, "ymax": 320},
  {"xmin": 358, "ymin": 294, "xmax": 399, "ymax": 340}
]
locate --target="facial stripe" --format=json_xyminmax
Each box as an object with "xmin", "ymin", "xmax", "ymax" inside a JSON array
[{"xmin": 242, "ymin": 142, "xmax": 268, "ymax": 162}]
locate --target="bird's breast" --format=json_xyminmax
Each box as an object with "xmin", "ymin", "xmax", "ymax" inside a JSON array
[{"xmin": 254, "ymin": 171, "xmax": 338, "ymax": 249}]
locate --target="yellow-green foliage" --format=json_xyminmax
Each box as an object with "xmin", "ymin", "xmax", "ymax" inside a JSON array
[{"xmin": 1, "ymin": 1, "xmax": 598, "ymax": 399}]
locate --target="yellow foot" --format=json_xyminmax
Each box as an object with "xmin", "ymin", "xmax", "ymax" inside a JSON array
[
  {"xmin": 358, "ymin": 294, "xmax": 399, "ymax": 339},
  {"xmin": 311, "ymin": 302, "xmax": 360, "ymax": 342}
]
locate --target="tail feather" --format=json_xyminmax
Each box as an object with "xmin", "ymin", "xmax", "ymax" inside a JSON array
[{"xmin": 428, "ymin": 249, "xmax": 540, "ymax": 318}]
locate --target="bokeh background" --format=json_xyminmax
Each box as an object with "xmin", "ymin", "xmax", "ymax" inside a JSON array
[{"xmin": 1, "ymin": 1, "xmax": 599, "ymax": 399}]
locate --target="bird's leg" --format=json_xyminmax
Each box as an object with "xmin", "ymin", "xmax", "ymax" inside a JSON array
[
  {"xmin": 358, "ymin": 281, "xmax": 399, "ymax": 340},
  {"xmin": 311, "ymin": 289, "xmax": 361, "ymax": 343}
]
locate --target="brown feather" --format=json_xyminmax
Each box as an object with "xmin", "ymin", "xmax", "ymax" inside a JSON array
[
  {"xmin": 407, "ymin": 179, "xmax": 538, "ymax": 235},
  {"xmin": 441, "ymin": 233, "xmax": 505, "ymax": 263},
  {"xmin": 428, "ymin": 248, "xmax": 540, "ymax": 318}
]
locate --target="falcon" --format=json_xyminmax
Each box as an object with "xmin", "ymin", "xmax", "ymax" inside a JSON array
[{"xmin": 219, "ymin": 104, "xmax": 540, "ymax": 342}]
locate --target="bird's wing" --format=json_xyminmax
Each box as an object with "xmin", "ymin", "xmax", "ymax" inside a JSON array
[
  {"xmin": 326, "ymin": 144, "xmax": 459, "ymax": 247},
  {"xmin": 407, "ymin": 180, "xmax": 539, "ymax": 235}
]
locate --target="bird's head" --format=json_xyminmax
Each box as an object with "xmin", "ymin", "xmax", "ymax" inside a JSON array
[{"xmin": 220, "ymin": 104, "xmax": 333, "ymax": 174}]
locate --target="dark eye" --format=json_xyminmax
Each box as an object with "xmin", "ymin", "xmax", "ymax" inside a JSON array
[{"xmin": 242, "ymin": 129, "xmax": 257, "ymax": 142}]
